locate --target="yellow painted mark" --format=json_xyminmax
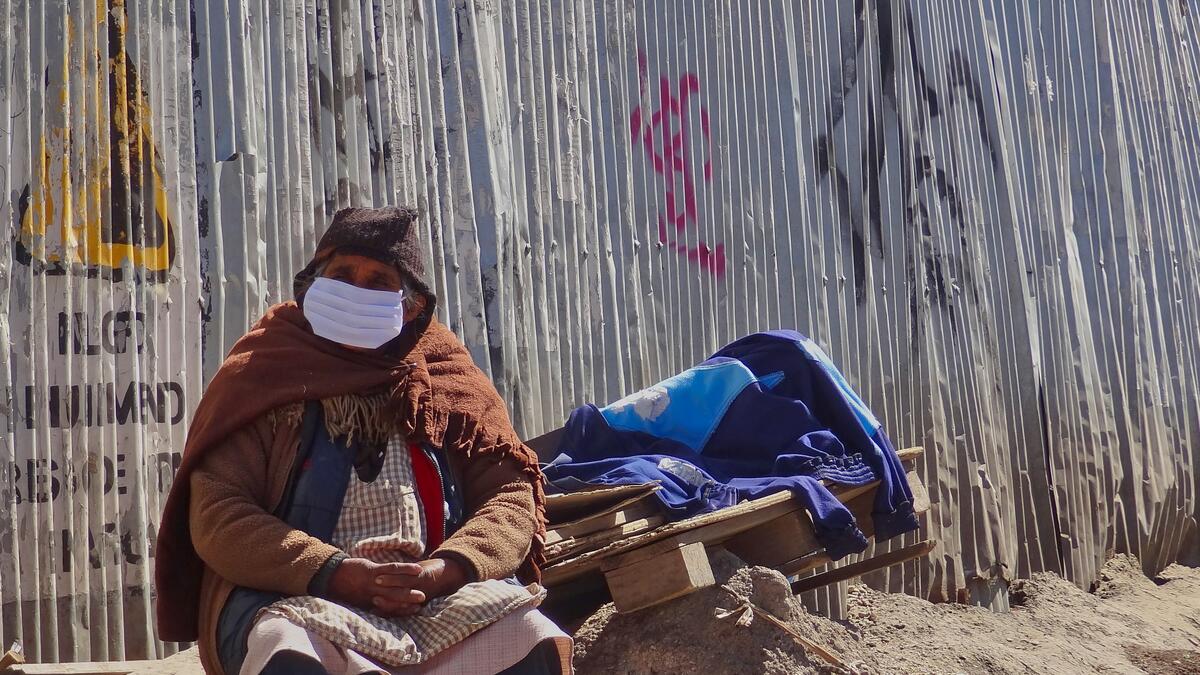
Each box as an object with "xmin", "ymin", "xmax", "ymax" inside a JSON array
[{"xmin": 19, "ymin": 0, "xmax": 175, "ymax": 278}]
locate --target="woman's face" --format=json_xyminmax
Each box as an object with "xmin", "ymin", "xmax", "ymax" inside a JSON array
[
  {"xmin": 319, "ymin": 253, "xmax": 428, "ymax": 351},
  {"xmin": 323, "ymin": 252, "xmax": 404, "ymax": 290}
]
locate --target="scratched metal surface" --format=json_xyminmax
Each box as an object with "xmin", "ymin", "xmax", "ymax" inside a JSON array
[
  {"xmin": 0, "ymin": 0, "xmax": 202, "ymax": 662},
  {"xmin": 0, "ymin": 0, "xmax": 1198, "ymax": 662}
]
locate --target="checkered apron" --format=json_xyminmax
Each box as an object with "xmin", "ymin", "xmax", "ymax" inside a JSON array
[{"xmin": 261, "ymin": 434, "xmax": 545, "ymax": 667}]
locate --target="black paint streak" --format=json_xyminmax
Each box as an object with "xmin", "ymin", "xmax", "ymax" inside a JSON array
[
  {"xmin": 191, "ymin": 0, "xmax": 211, "ymax": 364},
  {"xmin": 946, "ymin": 50, "xmax": 1000, "ymax": 169},
  {"xmin": 813, "ymin": 0, "xmax": 1003, "ymax": 333},
  {"xmin": 304, "ymin": 1, "xmax": 382, "ymax": 213}
]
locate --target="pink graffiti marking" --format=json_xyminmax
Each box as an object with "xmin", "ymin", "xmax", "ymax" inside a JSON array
[{"xmin": 630, "ymin": 53, "xmax": 726, "ymax": 278}]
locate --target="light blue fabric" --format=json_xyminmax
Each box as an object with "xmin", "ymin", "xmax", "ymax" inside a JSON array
[
  {"xmin": 599, "ymin": 358, "xmax": 757, "ymax": 452},
  {"xmin": 758, "ymin": 370, "xmax": 786, "ymax": 390},
  {"xmin": 798, "ymin": 337, "xmax": 881, "ymax": 435}
]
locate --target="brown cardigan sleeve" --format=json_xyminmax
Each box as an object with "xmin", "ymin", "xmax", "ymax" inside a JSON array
[
  {"xmin": 188, "ymin": 416, "xmax": 341, "ymax": 596},
  {"xmin": 431, "ymin": 453, "xmax": 537, "ymax": 582}
]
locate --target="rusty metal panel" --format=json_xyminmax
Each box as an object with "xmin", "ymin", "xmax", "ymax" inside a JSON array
[{"xmin": 1, "ymin": 0, "xmax": 1198, "ymax": 663}]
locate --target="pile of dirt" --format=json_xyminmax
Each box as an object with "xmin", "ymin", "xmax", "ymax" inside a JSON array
[
  {"xmin": 572, "ymin": 552, "xmax": 1200, "ymax": 674},
  {"xmin": 1124, "ymin": 646, "xmax": 1200, "ymax": 675},
  {"xmin": 573, "ymin": 550, "xmax": 859, "ymax": 673}
]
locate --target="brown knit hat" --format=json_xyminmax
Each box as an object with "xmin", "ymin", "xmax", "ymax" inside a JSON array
[{"xmin": 294, "ymin": 206, "xmax": 438, "ymax": 353}]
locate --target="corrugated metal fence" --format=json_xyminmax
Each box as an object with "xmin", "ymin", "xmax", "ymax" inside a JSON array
[{"xmin": 1, "ymin": 0, "xmax": 1198, "ymax": 663}]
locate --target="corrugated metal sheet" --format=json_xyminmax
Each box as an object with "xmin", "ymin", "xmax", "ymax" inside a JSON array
[
  {"xmin": 1, "ymin": 0, "xmax": 1197, "ymax": 662},
  {"xmin": 0, "ymin": 0, "xmax": 202, "ymax": 662}
]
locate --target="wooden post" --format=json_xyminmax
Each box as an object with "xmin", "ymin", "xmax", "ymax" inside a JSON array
[
  {"xmin": 790, "ymin": 540, "xmax": 937, "ymax": 595},
  {"xmin": 603, "ymin": 540, "xmax": 716, "ymax": 613}
]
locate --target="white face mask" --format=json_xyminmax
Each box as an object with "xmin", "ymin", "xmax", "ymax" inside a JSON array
[{"xmin": 303, "ymin": 277, "xmax": 408, "ymax": 349}]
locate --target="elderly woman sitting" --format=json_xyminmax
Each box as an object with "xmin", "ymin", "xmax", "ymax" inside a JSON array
[{"xmin": 154, "ymin": 208, "xmax": 570, "ymax": 674}]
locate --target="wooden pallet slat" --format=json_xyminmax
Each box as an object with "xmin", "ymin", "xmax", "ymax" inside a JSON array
[
  {"xmin": 604, "ymin": 541, "xmax": 715, "ymax": 613},
  {"xmin": 545, "ymin": 491, "xmax": 663, "ymax": 545},
  {"xmin": 543, "ymin": 489, "xmax": 801, "ymax": 586},
  {"xmin": 543, "ymin": 447, "xmax": 925, "ymax": 587},
  {"xmin": 13, "ymin": 663, "xmax": 143, "ymax": 675},
  {"xmin": 790, "ymin": 539, "xmax": 938, "ymax": 595},
  {"xmin": 545, "ymin": 483, "xmax": 659, "ymax": 524},
  {"xmin": 724, "ymin": 509, "xmax": 822, "ymax": 568},
  {"xmin": 545, "ymin": 514, "xmax": 668, "ymax": 563},
  {"xmin": 1, "ymin": 648, "xmax": 25, "ymax": 671}
]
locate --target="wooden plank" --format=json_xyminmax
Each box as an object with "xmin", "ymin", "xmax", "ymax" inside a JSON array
[
  {"xmin": 604, "ymin": 541, "xmax": 715, "ymax": 613},
  {"xmin": 546, "ymin": 482, "xmax": 854, "ymax": 585},
  {"xmin": 2, "ymin": 648, "xmax": 26, "ymax": 670},
  {"xmin": 907, "ymin": 469, "xmax": 931, "ymax": 514},
  {"xmin": 15, "ymin": 663, "xmax": 141, "ymax": 675},
  {"xmin": 544, "ymin": 491, "xmax": 662, "ymax": 545},
  {"xmin": 776, "ymin": 551, "xmax": 833, "ymax": 578},
  {"xmin": 597, "ymin": 474, "xmax": 897, "ymax": 574},
  {"xmin": 551, "ymin": 488, "xmax": 662, "ymax": 529},
  {"xmin": 602, "ymin": 493, "xmax": 807, "ymax": 571},
  {"xmin": 542, "ymin": 447, "xmax": 925, "ymax": 586},
  {"xmin": 545, "ymin": 483, "xmax": 658, "ymax": 524},
  {"xmin": 790, "ymin": 540, "xmax": 937, "ymax": 594},
  {"xmin": 544, "ymin": 490, "xmax": 795, "ymax": 585},
  {"xmin": 722, "ymin": 509, "xmax": 821, "ymax": 568},
  {"xmin": 11, "ymin": 656, "xmax": 206, "ymax": 675},
  {"xmin": 545, "ymin": 514, "xmax": 667, "ymax": 563}
]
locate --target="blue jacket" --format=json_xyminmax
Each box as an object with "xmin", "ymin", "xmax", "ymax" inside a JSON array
[{"xmin": 542, "ymin": 331, "xmax": 918, "ymax": 560}]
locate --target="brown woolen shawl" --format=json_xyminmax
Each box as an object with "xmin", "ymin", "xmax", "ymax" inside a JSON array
[{"xmin": 153, "ymin": 302, "xmax": 546, "ymax": 641}]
